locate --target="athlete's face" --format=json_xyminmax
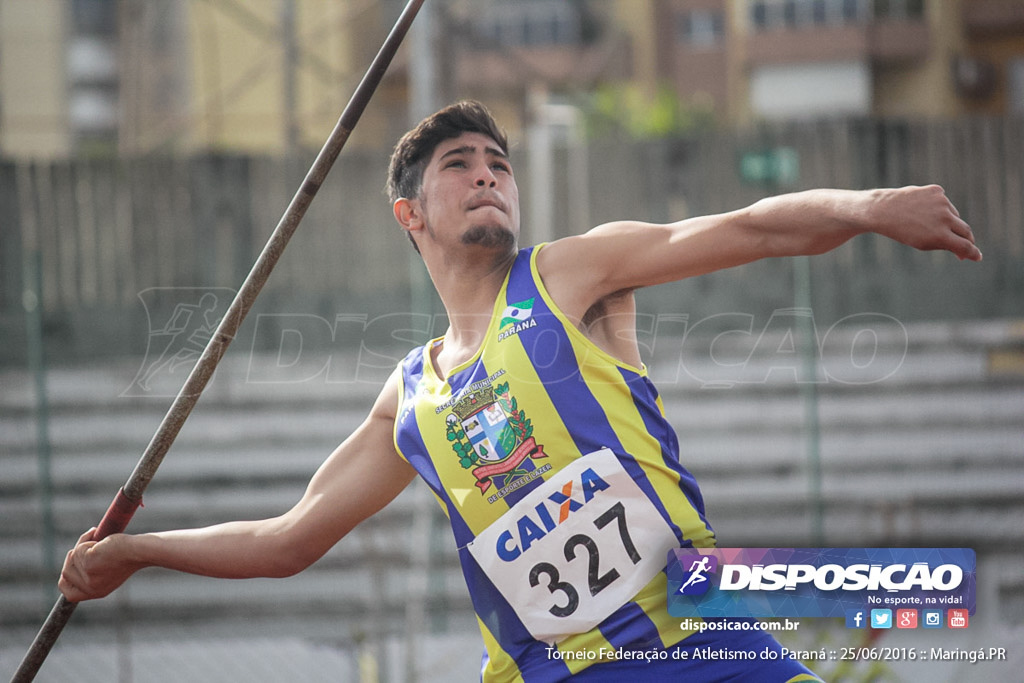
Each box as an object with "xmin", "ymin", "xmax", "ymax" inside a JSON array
[{"xmin": 403, "ymin": 132, "xmax": 520, "ymax": 253}]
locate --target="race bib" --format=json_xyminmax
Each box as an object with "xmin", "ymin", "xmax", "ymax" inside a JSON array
[{"xmin": 467, "ymin": 448, "xmax": 678, "ymax": 644}]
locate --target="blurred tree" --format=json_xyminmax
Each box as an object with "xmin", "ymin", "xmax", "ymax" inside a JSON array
[{"xmin": 587, "ymin": 82, "xmax": 715, "ymax": 139}]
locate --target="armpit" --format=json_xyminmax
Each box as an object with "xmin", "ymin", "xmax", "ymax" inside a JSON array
[{"xmin": 579, "ymin": 290, "xmax": 642, "ymax": 367}]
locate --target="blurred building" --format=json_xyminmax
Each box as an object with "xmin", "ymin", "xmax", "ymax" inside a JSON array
[
  {"xmin": 502, "ymin": 0, "xmax": 1024, "ymax": 125},
  {"xmin": 0, "ymin": 0, "xmax": 411, "ymax": 159},
  {"xmin": 0, "ymin": 0, "xmax": 119, "ymax": 157},
  {"xmin": 117, "ymin": 0, "xmax": 411, "ymax": 155},
  {"xmin": 959, "ymin": 0, "xmax": 1024, "ymax": 114},
  {"xmin": 1, "ymin": 0, "xmax": 1023, "ymax": 159}
]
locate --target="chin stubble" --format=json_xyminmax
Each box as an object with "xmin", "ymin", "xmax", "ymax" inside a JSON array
[{"xmin": 461, "ymin": 224, "xmax": 515, "ymax": 249}]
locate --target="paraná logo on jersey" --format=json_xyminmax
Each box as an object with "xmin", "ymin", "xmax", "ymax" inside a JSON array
[{"xmin": 495, "ymin": 467, "xmax": 610, "ymax": 561}]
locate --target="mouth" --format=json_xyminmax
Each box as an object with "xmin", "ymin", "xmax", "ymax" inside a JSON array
[{"xmin": 467, "ymin": 194, "xmax": 507, "ymax": 213}]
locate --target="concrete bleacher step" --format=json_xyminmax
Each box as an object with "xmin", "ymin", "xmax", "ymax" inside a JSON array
[
  {"xmin": 0, "ymin": 406, "xmax": 365, "ymax": 458},
  {"xmin": 1, "ymin": 319, "xmax": 1022, "ymax": 637},
  {"xmin": 702, "ymin": 503, "xmax": 1024, "ymax": 550}
]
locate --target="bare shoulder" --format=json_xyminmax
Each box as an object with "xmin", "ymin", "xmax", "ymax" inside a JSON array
[
  {"xmin": 368, "ymin": 365, "xmax": 403, "ymax": 423},
  {"xmin": 309, "ymin": 366, "xmax": 407, "ymax": 493},
  {"xmin": 535, "ymin": 222, "xmax": 646, "ymax": 322},
  {"xmin": 535, "ymin": 230, "xmax": 646, "ymax": 366},
  {"xmin": 297, "ymin": 367, "xmax": 413, "ymax": 530}
]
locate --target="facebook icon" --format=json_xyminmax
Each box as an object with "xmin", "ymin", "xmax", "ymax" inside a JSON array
[{"xmin": 845, "ymin": 609, "xmax": 867, "ymax": 629}]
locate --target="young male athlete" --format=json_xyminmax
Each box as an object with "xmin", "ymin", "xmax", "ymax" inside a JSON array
[{"xmin": 59, "ymin": 101, "xmax": 981, "ymax": 681}]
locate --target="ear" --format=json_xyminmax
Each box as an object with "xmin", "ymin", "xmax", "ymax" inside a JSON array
[{"xmin": 393, "ymin": 197, "xmax": 423, "ymax": 233}]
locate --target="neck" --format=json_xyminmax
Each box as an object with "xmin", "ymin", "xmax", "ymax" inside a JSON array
[{"xmin": 420, "ymin": 244, "xmax": 518, "ymax": 374}]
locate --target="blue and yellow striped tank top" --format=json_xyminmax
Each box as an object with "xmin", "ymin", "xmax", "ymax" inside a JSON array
[{"xmin": 394, "ymin": 245, "xmax": 717, "ymax": 681}]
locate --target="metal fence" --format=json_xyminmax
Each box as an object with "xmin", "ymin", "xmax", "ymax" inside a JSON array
[
  {"xmin": 2, "ymin": 115, "xmax": 1023, "ymax": 366},
  {"xmin": 2, "ymin": 115, "xmax": 1024, "ymax": 682}
]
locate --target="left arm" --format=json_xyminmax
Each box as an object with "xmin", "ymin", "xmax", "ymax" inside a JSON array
[{"xmin": 539, "ymin": 185, "xmax": 981, "ymax": 321}]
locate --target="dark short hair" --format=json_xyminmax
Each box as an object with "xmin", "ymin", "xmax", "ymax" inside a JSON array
[{"xmin": 386, "ymin": 100, "xmax": 509, "ymax": 203}]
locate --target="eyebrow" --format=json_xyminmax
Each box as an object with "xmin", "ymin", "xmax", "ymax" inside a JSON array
[{"xmin": 438, "ymin": 144, "xmax": 509, "ymax": 162}]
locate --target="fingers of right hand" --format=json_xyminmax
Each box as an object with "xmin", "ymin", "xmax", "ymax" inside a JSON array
[
  {"xmin": 58, "ymin": 574, "xmax": 83, "ymax": 602},
  {"xmin": 942, "ymin": 233, "xmax": 983, "ymax": 261},
  {"xmin": 948, "ymin": 216, "xmax": 974, "ymax": 242},
  {"xmin": 59, "ymin": 551, "xmax": 87, "ymax": 602},
  {"xmin": 60, "ymin": 541, "xmax": 102, "ymax": 601}
]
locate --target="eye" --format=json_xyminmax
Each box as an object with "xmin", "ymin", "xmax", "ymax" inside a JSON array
[
  {"xmin": 445, "ymin": 159, "xmax": 467, "ymax": 169},
  {"xmin": 491, "ymin": 160, "xmax": 510, "ymax": 173}
]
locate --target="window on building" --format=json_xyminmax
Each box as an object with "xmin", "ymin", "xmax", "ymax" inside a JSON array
[
  {"xmin": 679, "ymin": 10, "xmax": 725, "ymax": 47},
  {"xmin": 1010, "ymin": 58, "xmax": 1024, "ymax": 114},
  {"xmin": 811, "ymin": 0, "xmax": 829, "ymax": 23},
  {"xmin": 782, "ymin": 0, "xmax": 799, "ymax": 27},
  {"xmin": 70, "ymin": 0, "xmax": 118, "ymax": 151},
  {"xmin": 873, "ymin": 0, "xmax": 925, "ymax": 19},
  {"xmin": 841, "ymin": 0, "xmax": 865, "ymax": 22},
  {"xmin": 752, "ymin": 1, "xmax": 770, "ymax": 28},
  {"xmin": 72, "ymin": 0, "xmax": 117, "ymax": 36},
  {"xmin": 750, "ymin": 0, "xmax": 873, "ymax": 30},
  {"xmin": 477, "ymin": 0, "xmax": 585, "ymax": 48}
]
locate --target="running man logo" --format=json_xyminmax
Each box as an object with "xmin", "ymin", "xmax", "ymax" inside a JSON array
[
  {"xmin": 495, "ymin": 467, "xmax": 610, "ymax": 561},
  {"xmin": 124, "ymin": 287, "xmax": 235, "ymax": 397},
  {"xmin": 675, "ymin": 554, "xmax": 719, "ymax": 595}
]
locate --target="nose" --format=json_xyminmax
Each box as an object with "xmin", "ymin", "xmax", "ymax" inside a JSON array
[{"xmin": 474, "ymin": 165, "xmax": 497, "ymax": 188}]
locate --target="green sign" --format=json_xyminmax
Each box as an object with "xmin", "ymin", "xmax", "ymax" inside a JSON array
[{"xmin": 739, "ymin": 147, "xmax": 800, "ymax": 187}]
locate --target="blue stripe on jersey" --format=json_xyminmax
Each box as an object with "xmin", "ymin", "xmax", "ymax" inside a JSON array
[
  {"xmin": 498, "ymin": 461, "xmax": 549, "ymax": 508},
  {"xmin": 397, "ymin": 392, "xmax": 444, "ymax": 497},
  {"xmin": 397, "ymin": 349, "xmax": 483, "ymax": 548},
  {"xmin": 446, "ymin": 505, "xmax": 476, "ymax": 556},
  {"xmin": 506, "ymin": 252, "xmax": 694, "ymax": 548},
  {"xmin": 596, "ymin": 601, "xmax": 660, "ymax": 650},
  {"xmin": 444, "ymin": 354, "xmax": 480, "ymax": 397},
  {"xmin": 456, "ymin": 548, "xmax": 572, "ymax": 682},
  {"xmin": 631, "ymin": 374, "xmax": 682, "ymax": 461},
  {"xmin": 619, "ymin": 367, "xmax": 713, "ymax": 541},
  {"xmin": 511, "ymin": 299, "xmax": 616, "ymax": 456}
]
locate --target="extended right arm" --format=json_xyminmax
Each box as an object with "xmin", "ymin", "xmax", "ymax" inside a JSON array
[
  {"xmin": 59, "ymin": 369, "xmax": 416, "ymax": 602},
  {"xmin": 539, "ymin": 185, "xmax": 980, "ymax": 324}
]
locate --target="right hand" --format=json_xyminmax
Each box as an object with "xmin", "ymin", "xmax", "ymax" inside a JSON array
[
  {"xmin": 867, "ymin": 185, "xmax": 982, "ymax": 261},
  {"xmin": 58, "ymin": 528, "xmax": 138, "ymax": 602}
]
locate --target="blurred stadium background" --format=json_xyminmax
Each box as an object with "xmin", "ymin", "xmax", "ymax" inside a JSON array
[{"xmin": 1, "ymin": 1, "xmax": 1023, "ymax": 681}]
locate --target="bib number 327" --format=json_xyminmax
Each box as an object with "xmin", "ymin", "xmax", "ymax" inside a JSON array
[{"xmin": 467, "ymin": 449, "xmax": 678, "ymax": 644}]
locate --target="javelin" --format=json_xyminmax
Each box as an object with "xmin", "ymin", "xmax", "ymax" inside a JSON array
[{"xmin": 12, "ymin": 1, "xmax": 425, "ymax": 680}]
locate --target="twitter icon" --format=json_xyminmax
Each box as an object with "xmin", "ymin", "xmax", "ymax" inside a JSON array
[{"xmin": 871, "ymin": 609, "xmax": 893, "ymax": 629}]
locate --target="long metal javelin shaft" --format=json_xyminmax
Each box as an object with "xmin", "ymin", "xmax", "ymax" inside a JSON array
[{"xmin": 12, "ymin": 1, "xmax": 425, "ymax": 680}]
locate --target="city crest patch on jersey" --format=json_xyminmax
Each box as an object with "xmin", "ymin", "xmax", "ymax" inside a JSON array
[{"xmin": 445, "ymin": 379, "xmax": 549, "ymax": 503}]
